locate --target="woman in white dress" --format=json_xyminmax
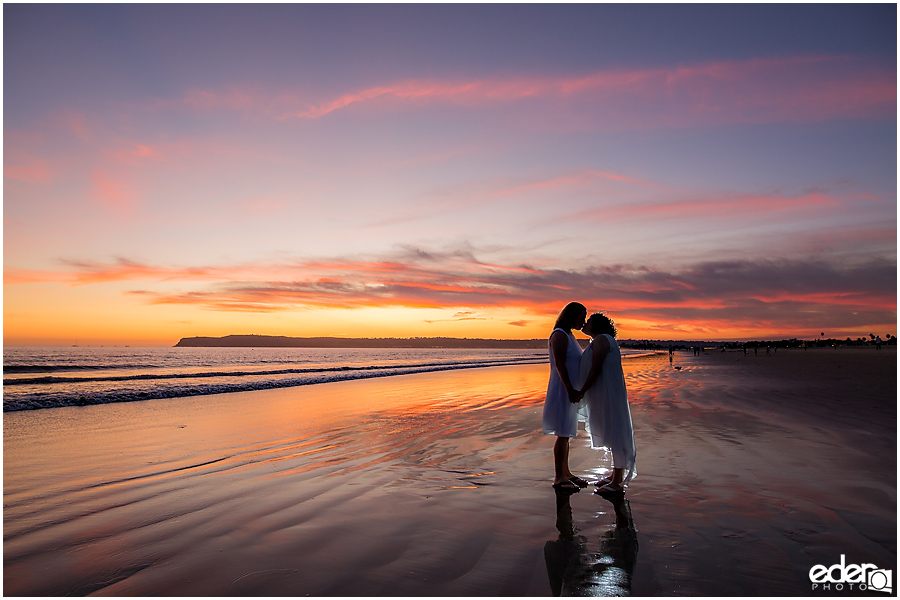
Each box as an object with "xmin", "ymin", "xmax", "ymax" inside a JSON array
[
  {"xmin": 543, "ymin": 302, "xmax": 588, "ymax": 492},
  {"xmin": 578, "ymin": 313, "xmax": 636, "ymax": 494}
]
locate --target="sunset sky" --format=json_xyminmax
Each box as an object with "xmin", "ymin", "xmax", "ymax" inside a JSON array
[{"xmin": 4, "ymin": 4, "xmax": 897, "ymax": 345}]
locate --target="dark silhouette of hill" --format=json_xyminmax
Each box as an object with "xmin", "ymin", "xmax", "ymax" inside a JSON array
[
  {"xmin": 175, "ymin": 334, "xmax": 897, "ymax": 350},
  {"xmin": 175, "ymin": 334, "xmax": 547, "ymax": 349}
]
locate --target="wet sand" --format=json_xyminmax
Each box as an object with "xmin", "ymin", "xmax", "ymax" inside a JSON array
[{"xmin": 3, "ymin": 347, "xmax": 896, "ymax": 595}]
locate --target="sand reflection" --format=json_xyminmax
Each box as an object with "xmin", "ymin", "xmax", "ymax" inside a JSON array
[{"xmin": 545, "ymin": 490, "xmax": 639, "ymax": 596}]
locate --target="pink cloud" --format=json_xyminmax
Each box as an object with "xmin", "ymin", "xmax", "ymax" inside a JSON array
[
  {"xmin": 107, "ymin": 143, "xmax": 162, "ymax": 166},
  {"xmin": 579, "ymin": 191, "xmax": 839, "ymax": 221},
  {"xmin": 289, "ymin": 81, "xmax": 483, "ymax": 119},
  {"xmin": 4, "ymin": 146, "xmax": 55, "ymax": 184},
  {"xmin": 57, "ymin": 258, "xmax": 261, "ymax": 285},
  {"xmin": 284, "ymin": 55, "xmax": 894, "ymax": 126},
  {"xmin": 4, "ymin": 162, "xmax": 53, "ymax": 184},
  {"xmin": 147, "ymin": 87, "xmax": 271, "ymax": 115},
  {"xmin": 485, "ymin": 169, "xmax": 655, "ymax": 199},
  {"xmin": 65, "ymin": 112, "xmax": 91, "ymax": 141},
  {"xmin": 238, "ymin": 195, "xmax": 289, "ymax": 216},
  {"xmin": 367, "ymin": 168, "xmax": 660, "ymax": 228},
  {"xmin": 90, "ymin": 171, "xmax": 138, "ymax": 212},
  {"xmin": 789, "ymin": 224, "xmax": 898, "ymax": 256}
]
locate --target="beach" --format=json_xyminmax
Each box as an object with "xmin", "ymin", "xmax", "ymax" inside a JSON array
[{"xmin": 3, "ymin": 347, "xmax": 896, "ymax": 596}]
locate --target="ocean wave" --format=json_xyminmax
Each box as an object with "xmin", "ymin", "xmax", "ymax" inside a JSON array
[
  {"xmin": 4, "ymin": 346, "xmax": 657, "ymax": 412},
  {"xmin": 3, "ymin": 357, "xmax": 541, "ymax": 386},
  {"xmin": 4, "ymin": 363, "xmax": 160, "ymax": 374},
  {"xmin": 3, "ymin": 358, "xmax": 546, "ymax": 412}
]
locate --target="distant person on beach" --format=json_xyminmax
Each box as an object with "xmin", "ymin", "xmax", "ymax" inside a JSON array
[
  {"xmin": 577, "ymin": 313, "xmax": 636, "ymax": 494},
  {"xmin": 543, "ymin": 302, "xmax": 588, "ymax": 493}
]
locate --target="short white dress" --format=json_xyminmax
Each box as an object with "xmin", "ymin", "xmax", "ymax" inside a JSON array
[
  {"xmin": 542, "ymin": 328, "xmax": 583, "ymax": 438},
  {"xmin": 578, "ymin": 334, "xmax": 636, "ymax": 483}
]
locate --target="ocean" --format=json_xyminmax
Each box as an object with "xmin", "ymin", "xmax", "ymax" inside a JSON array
[
  {"xmin": 4, "ymin": 346, "xmax": 894, "ymax": 596},
  {"xmin": 3, "ymin": 345, "xmax": 655, "ymax": 412},
  {"xmin": 3, "ymin": 346, "xmax": 551, "ymax": 412}
]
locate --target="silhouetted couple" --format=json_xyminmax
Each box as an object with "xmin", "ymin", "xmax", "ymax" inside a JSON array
[{"xmin": 543, "ymin": 302, "xmax": 636, "ymax": 494}]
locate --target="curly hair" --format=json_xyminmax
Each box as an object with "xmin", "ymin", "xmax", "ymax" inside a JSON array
[
  {"xmin": 553, "ymin": 302, "xmax": 587, "ymax": 331},
  {"xmin": 585, "ymin": 313, "xmax": 617, "ymax": 338}
]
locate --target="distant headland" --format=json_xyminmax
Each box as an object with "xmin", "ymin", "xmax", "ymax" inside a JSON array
[
  {"xmin": 174, "ymin": 335, "xmax": 547, "ymax": 349},
  {"xmin": 174, "ymin": 334, "xmax": 896, "ymax": 350}
]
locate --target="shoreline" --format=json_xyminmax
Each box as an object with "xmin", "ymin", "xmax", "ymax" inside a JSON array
[
  {"xmin": 2, "ymin": 346, "xmax": 665, "ymax": 413},
  {"xmin": 4, "ymin": 348, "xmax": 895, "ymax": 595}
]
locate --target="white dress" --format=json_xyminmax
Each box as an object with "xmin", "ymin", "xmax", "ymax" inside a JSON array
[
  {"xmin": 542, "ymin": 328, "xmax": 583, "ymax": 438},
  {"xmin": 578, "ymin": 334, "xmax": 636, "ymax": 483}
]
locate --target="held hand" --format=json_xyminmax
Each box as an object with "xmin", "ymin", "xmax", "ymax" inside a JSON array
[{"xmin": 568, "ymin": 388, "xmax": 584, "ymax": 404}]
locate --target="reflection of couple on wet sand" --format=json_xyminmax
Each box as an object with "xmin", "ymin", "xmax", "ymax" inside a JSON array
[
  {"xmin": 543, "ymin": 301, "xmax": 636, "ymax": 494},
  {"xmin": 544, "ymin": 489, "xmax": 639, "ymax": 595}
]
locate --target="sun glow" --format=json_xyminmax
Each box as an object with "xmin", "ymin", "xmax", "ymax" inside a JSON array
[{"xmin": 4, "ymin": 5, "xmax": 896, "ymax": 347}]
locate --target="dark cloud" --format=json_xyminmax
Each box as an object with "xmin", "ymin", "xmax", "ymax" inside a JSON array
[{"xmin": 122, "ymin": 252, "xmax": 895, "ymax": 335}]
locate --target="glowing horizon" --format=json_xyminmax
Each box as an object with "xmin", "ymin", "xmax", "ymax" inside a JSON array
[{"xmin": 4, "ymin": 4, "xmax": 896, "ymax": 346}]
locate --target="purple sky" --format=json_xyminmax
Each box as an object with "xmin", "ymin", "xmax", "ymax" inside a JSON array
[{"xmin": 4, "ymin": 4, "xmax": 896, "ymax": 345}]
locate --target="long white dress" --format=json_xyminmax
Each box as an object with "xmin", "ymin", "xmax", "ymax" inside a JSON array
[
  {"xmin": 542, "ymin": 328, "xmax": 583, "ymax": 438},
  {"xmin": 579, "ymin": 334, "xmax": 636, "ymax": 483}
]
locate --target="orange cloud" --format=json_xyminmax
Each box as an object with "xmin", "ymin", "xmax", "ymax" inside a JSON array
[
  {"xmin": 2, "ymin": 258, "xmax": 258, "ymax": 287},
  {"xmin": 4, "ymin": 267, "xmax": 69, "ymax": 285},
  {"xmin": 15, "ymin": 250, "xmax": 893, "ymax": 322},
  {"xmin": 6, "ymin": 249, "xmax": 895, "ymax": 339},
  {"xmin": 58, "ymin": 258, "xmax": 264, "ymax": 285}
]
